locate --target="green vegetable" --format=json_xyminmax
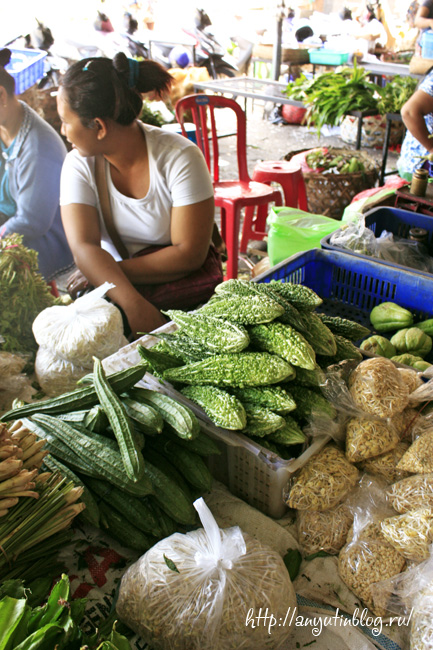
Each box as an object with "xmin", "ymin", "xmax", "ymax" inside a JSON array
[
  {"xmin": 150, "ymin": 332, "xmax": 215, "ymax": 363},
  {"xmin": 268, "ymin": 279, "xmax": 323, "ymax": 310},
  {"xmin": 248, "ymin": 322, "xmax": 316, "ymax": 370},
  {"xmin": 268, "ymin": 416, "xmax": 306, "ymax": 446},
  {"xmin": 286, "ymin": 385, "xmax": 337, "ymax": 421},
  {"xmin": 136, "ymin": 343, "xmax": 183, "ymax": 378},
  {"xmin": 370, "ymin": 302, "xmax": 414, "ymax": 332},
  {"xmin": 148, "ymin": 437, "xmax": 213, "ymax": 492},
  {"xmin": 360, "ymin": 335, "xmax": 396, "ymax": 358},
  {"xmin": 180, "ymin": 385, "xmax": 247, "ymax": 430},
  {"xmin": 284, "ymin": 61, "xmax": 381, "ymax": 134},
  {"xmin": 93, "ymin": 357, "xmax": 145, "ymax": 482},
  {"xmin": 31, "ymin": 414, "xmax": 153, "ymax": 497},
  {"xmin": 296, "ymin": 311, "xmax": 337, "ymax": 356},
  {"xmin": 391, "ymin": 354, "xmax": 432, "ymax": 371},
  {"xmin": 141, "ymin": 460, "xmax": 197, "ymax": 525},
  {"xmin": 163, "ymin": 352, "xmax": 295, "ymax": 387},
  {"xmin": 127, "ymin": 387, "xmax": 200, "ymax": 440},
  {"xmin": 376, "ymin": 75, "xmax": 418, "ymax": 114},
  {"xmin": 0, "ymin": 234, "xmax": 58, "ymax": 352},
  {"xmin": 317, "ymin": 314, "xmax": 370, "ymax": 341},
  {"xmin": 1, "ymin": 362, "xmax": 148, "ymax": 422},
  {"xmin": 390, "ymin": 327, "xmax": 433, "ymax": 358},
  {"xmin": 162, "ymin": 309, "xmax": 250, "ymax": 353},
  {"xmin": 198, "ymin": 292, "xmax": 285, "ymax": 324},
  {"xmin": 99, "ymin": 502, "xmax": 155, "ymax": 552},
  {"xmin": 230, "ymin": 385, "xmax": 297, "ymax": 414},
  {"xmin": 242, "ymin": 404, "xmax": 285, "ymax": 437},
  {"xmin": 415, "ymin": 318, "xmax": 433, "ymax": 336},
  {"xmin": 121, "ymin": 397, "xmax": 164, "ymax": 435}
]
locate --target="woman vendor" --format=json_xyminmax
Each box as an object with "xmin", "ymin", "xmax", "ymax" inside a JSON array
[
  {"xmin": 0, "ymin": 48, "xmax": 73, "ymax": 281},
  {"xmin": 58, "ymin": 53, "xmax": 220, "ymax": 338},
  {"xmin": 398, "ymin": 67, "xmax": 433, "ymax": 180}
]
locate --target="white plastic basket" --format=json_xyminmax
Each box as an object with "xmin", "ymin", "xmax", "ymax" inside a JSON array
[{"xmin": 103, "ymin": 325, "xmax": 330, "ymax": 519}]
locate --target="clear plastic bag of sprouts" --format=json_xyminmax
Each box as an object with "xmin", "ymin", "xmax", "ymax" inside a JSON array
[
  {"xmin": 32, "ymin": 282, "xmax": 126, "ymax": 367},
  {"xmin": 337, "ymin": 475, "xmax": 406, "ymax": 616},
  {"xmin": 116, "ymin": 498, "xmax": 297, "ymax": 650},
  {"xmin": 371, "ymin": 545, "xmax": 433, "ymax": 650}
]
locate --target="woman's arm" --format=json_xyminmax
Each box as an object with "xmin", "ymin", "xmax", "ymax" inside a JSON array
[
  {"xmin": 401, "ymin": 88, "xmax": 433, "ymax": 153},
  {"xmin": 61, "ymin": 202, "xmax": 166, "ymax": 335},
  {"xmin": 118, "ymin": 196, "xmax": 215, "ymax": 285},
  {"xmin": 414, "ymin": 4, "xmax": 433, "ymax": 30}
]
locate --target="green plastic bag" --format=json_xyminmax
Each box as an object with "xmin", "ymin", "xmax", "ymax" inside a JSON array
[{"xmin": 267, "ymin": 207, "xmax": 340, "ymax": 267}]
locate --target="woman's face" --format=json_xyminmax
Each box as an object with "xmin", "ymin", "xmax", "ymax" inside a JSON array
[{"xmin": 57, "ymin": 87, "xmax": 98, "ymax": 157}]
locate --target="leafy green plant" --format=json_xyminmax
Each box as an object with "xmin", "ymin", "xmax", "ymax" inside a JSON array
[
  {"xmin": 284, "ymin": 62, "xmax": 382, "ymax": 134},
  {"xmin": 376, "ymin": 75, "xmax": 418, "ymax": 114}
]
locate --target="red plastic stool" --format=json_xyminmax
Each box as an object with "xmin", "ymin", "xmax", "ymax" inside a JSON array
[
  {"xmin": 47, "ymin": 280, "xmax": 59, "ymax": 297},
  {"xmin": 240, "ymin": 160, "xmax": 308, "ymax": 254}
]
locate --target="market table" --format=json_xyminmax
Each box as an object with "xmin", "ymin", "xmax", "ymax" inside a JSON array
[{"xmin": 192, "ymin": 76, "xmax": 371, "ymax": 150}]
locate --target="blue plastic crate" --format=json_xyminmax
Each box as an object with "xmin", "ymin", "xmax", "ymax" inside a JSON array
[
  {"xmin": 5, "ymin": 49, "xmax": 47, "ymax": 95},
  {"xmin": 308, "ymin": 49, "xmax": 349, "ymax": 65},
  {"xmin": 320, "ymin": 206, "xmax": 433, "ymax": 276},
  {"xmin": 254, "ymin": 248, "xmax": 433, "ymax": 329}
]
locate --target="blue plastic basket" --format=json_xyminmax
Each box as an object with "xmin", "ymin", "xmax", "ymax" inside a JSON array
[
  {"xmin": 308, "ymin": 49, "xmax": 349, "ymax": 65},
  {"xmin": 254, "ymin": 248, "xmax": 433, "ymax": 329},
  {"xmin": 320, "ymin": 206, "xmax": 433, "ymax": 276},
  {"xmin": 422, "ymin": 30, "xmax": 433, "ymax": 59},
  {"xmin": 5, "ymin": 49, "xmax": 47, "ymax": 95}
]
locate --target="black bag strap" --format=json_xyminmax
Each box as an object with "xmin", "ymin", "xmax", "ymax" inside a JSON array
[{"xmin": 94, "ymin": 155, "xmax": 129, "ymax": 261}]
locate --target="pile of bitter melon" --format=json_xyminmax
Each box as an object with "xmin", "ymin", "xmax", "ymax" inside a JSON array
[
  {"xmin": 142, "ymin": 279, "xmax": 371, "ymax": 459},
  {"xmin": 305, "ymin": 148, "xmax": 366, "ymax": 174}
]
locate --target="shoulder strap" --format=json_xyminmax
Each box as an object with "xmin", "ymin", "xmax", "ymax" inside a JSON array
[{"xmin": 94, "ymin": 155, "xmax": 129, "ymax": 261}]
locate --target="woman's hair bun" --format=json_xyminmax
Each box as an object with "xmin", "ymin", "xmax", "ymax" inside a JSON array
[{"xmin": 0, "ymin": 48, "xmax": 12, "ymax": 68}]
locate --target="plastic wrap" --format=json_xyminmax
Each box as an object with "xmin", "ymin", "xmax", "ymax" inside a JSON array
[
  {"xmin": 376, "ymin": 231, "xmax": 433, "ymax": 274},
  {"xmin": 371, "ymin": 549, "xmax": 433, "ymax": 648},
  {"xmin": 397, "ymin": 430, "xmax": 433, "ymax": 474},
  {"xmin": 116, "ymin": 498, "xmax": 297, "ymax": 650},
  {"xmin": 328, "ymin": 216, "xmax": 378, "ymax": 256},
  {"xmin": 397, "ymin": 367, "xmax": 425, "ymax": 395},
  {"xmin": 296, "ymin": 499, "xmax": 354, "ymax": 556},
  {"xmin": 337, "ymin": 476, "xmax": 406, "ymax": 616},
  {"xmin": 345, "ymin": 416, "xmax": 400, "ymax": 462},
  {"xmin": 34, "ymin": 346, "xmax": 90, "ymax": 397},
  {"xmin": 387, "ymin": 473, "xmax": 433, "ymax": 514},
  {"xmin": 380, "ymin": 508, "xmax": 433, "ymax": 562},
  {"xmin": 359, "ymin": 441, "xmax": 412, "ymax": 483},
  {"xmin": 348, "ymin": 357, "xmax": 410, "ymax": 418},
  {"xmin": 32, "ymin": 283, "xmax": 125, "ymax": 367},
  {"xmin": 284, "ymin": 443, "xmax": 359, "ymax": 511}
]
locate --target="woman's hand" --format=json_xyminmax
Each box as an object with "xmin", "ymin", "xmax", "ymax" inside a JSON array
[{"xmin": 122, "ymin": 294, "xmax": 167, "ymax": 339}]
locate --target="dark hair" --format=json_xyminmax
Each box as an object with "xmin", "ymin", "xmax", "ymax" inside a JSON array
[
  {"xmin": 60, "ymin": 52, "xmax": 173, "ymax": 127},
  {"xmin": 0, "ymin": 49, "xmax": 16, "ymax": 95}
]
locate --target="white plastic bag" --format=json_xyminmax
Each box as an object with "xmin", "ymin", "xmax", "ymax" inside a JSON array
[
  {"xmin": 116, "ymin": 498, "xmax": 297, "ymax": 650},
  {"xmin": 34, "ymin": 346, "xmax": 90, "ymax": 396},
  {"xmin": 32, "ymin": 283, "xmax": 125, "ymax": 367}
]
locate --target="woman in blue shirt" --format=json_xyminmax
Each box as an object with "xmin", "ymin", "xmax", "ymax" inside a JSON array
[
  {"xmin": 398, "ymin": 68, "xmax": 433, "ymax": 180},
  {"xmin": 0, "ymin": 48, "xmax": 73, "ymax": 280}
]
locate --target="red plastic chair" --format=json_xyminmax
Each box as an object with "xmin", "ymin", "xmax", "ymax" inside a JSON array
[
  {"xmin": 240, "ymin": 160, "xmax": 309, "ymax": 253},
  {"xmin": 175, "ymin": 94, "xmax": 282, "ymax": 280}
]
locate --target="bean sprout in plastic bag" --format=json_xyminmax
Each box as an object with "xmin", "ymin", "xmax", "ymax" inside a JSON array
[{"xmin": 116, "ymin": 498, "xmax": 297, "ymax": 649}]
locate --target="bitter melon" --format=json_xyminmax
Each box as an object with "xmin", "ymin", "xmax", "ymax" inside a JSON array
[
  {"xmin": 180, "ymin": 384, "xmax": 247, "ymax": 430},
  {"xmin": 163, "ymin": 309, "xmax": 250, "ymax": 353},
  {"xmin": 317, "ymin": 334, "xmax": 363, "ymax": 365},
  {"xmin": 248, "ymin": 321, "xmax": 316, "ymax": 370},
  {"xmin": 297, "ymin": 311, "xmax": 337, "ymax": 356},
  {"xmin": 198, "ymin": 292, "xmax": 284, "ymax": 324},
  {"xmin": 242, "ymin": 404, "xmax": 285, "ymax": 437},
  {"xmin": 268, "ymin": 415, "xmax": 306, "ymax": 446},
  {"xmin": 317, "ymin": 313, "xmax": 371, "ymax": 341},
  {"xmin": 230, "ymin": 385, "xmax": 297, "ymax": 414},
  {"xmin": 268, "ymin": 280, "xmax": 323, "ymax": 311},
  {"xmin": 286, "ymin": 385, "xmax": 337, "ymax": 421},
  {"xmin": 163, "ymin": 352, "xmax": 294, "ymax": 387}
]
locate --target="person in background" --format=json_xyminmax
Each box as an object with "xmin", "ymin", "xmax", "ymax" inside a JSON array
[
  {"xmin": 0, "ymin": 48, "xmax": 73, "ymax": 281},
  {"xmin": 414, "ymin": 0, "xmax": 433, "ymax": 54},
  {"xmin": 58, "ymin": 53, "xmax": 219, "ymax": 338},
  {"xmin": 398, "ymin": 68, "xmax": 433, "ymax": 180}
]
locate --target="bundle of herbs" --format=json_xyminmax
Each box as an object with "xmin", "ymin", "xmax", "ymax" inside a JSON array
[
  {"xmin": 0, "ymin": 234, "xmax": 58, "ymax": 353},
  {"xmin": 284, "ymin": 62, "xmax": 382, "ymax": 135},
  {"xmin": 376, "ymin": 75, "xmax": 418, "ymax": 114}
]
